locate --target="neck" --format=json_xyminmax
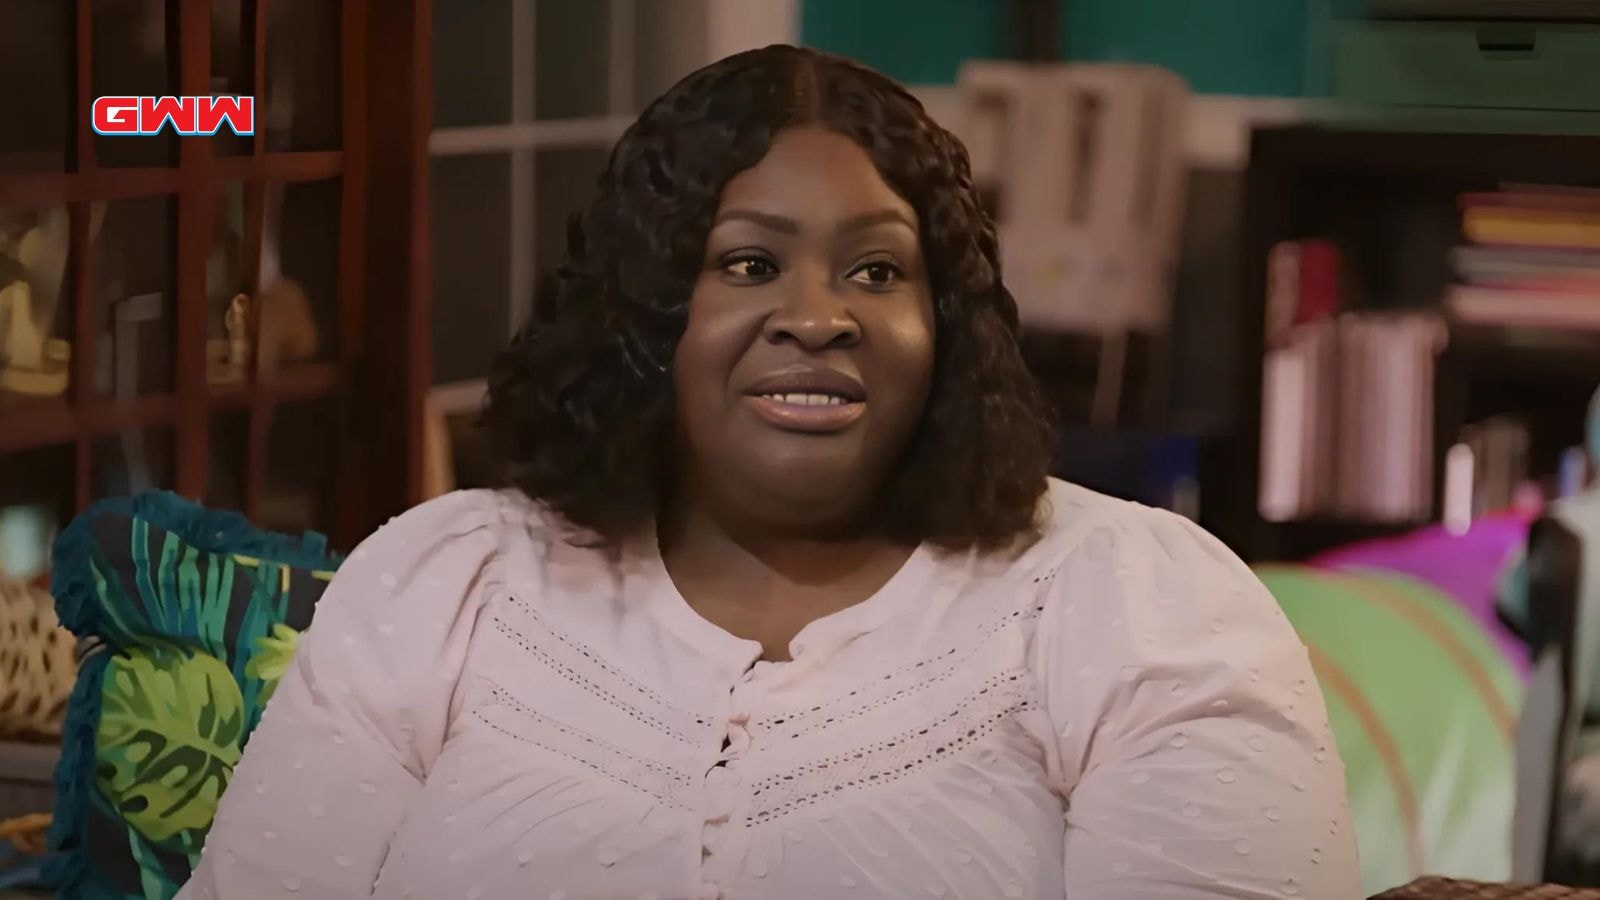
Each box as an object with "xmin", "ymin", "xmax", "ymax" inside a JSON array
[
  {"xmin": 661, "ymin": 474, "xmax": 916, "ymax": 591},
  {"xmin": 657, "ymin": 476, "xmax": 920, "ymax": 658}
]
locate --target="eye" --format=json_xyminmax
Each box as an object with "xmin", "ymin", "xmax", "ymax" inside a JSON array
[
  {"xmin": 721, "ymin": 253, "xmax": 778, "ymax": 281},
  {"xmin": 847, "ymin": 259, "xmax": 903, "ymax": 288}
]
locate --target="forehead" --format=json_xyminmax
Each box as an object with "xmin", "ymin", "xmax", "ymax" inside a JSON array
[{"xmin": 715, "ymin": 126, "xmax": 915, "ymax": 228}]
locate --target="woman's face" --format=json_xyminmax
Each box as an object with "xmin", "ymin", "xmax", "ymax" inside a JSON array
[{"xmin": 672, "ymin": 125, "xmax": 936, "ymax": 533}]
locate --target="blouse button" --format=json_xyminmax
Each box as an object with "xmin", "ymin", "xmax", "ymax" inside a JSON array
[
  {"xmin": 953, "ymin": 850, "xmax": 973, "ymax": 865},
  {"xmin": 596, "ymin": 847, "xmax": 622, "ymax": 866},
  {"xmin": 840, "ymin": 875, "xmax": 859, "ymax": 889}
]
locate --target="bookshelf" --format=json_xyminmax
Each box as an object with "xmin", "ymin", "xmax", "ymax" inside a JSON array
[{"xmin": 1224, "ymin": 125, "xmax": 1600, "ymax": 562}]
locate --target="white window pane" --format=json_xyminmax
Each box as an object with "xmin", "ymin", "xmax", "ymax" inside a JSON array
[
  {"xmin": 434, "ymin": 0, "xmax": 513, "ymax": 128},
  {"xmin": 432, "ymin": 154, "xmax": 512, "ymax": 384},
  {"xmin": 634, "ymin": 0, "xmax": 708, "ymax": 110},
  {"xmin": 534, "ymin": 0, "xmax": 611, "ymax": 120}
]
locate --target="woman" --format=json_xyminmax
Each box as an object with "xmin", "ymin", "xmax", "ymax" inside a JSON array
[{"xmin": 184, "ymin": 46, "xmax": 1358, "ymax": 899}]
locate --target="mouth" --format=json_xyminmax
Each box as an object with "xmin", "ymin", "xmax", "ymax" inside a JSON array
[{"xmin": 741, "ymin": 368, "xmax": 867, "ymax": 433}]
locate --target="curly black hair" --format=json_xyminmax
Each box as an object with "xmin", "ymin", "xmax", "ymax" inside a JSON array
[{"xmin": 483, "ymin": 45, "xmax": 1057, "ymax": 551}]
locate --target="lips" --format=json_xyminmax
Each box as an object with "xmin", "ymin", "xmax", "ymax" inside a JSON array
[
  {"xmin": 743, "ymin": 368, "xmax": 866, "ymax": 402},
  {"xmin": 741, "ymin": 367, "xmax": 867, "ymax": 433}
]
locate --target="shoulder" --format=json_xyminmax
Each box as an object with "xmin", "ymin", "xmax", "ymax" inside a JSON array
[
  {"xmin": 1022, "ymin": 478, "xmax": 1253, "ymax": 584},
  {"xmin": 322, "ymin": 488, "xmax": 572, "ymax": 613},
  {"xmin": 1023, "ymin": 478, "xmax": 1298, "ymax": 673},
  {"xmin": 346, "ymin": 488, "xmax": 566, "ymax": 562}
]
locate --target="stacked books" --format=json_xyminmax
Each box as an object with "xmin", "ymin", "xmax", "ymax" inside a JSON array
[
  {"xmin": 1447, "ymin": 185, "xmax": 1600, "ymax": 330},
  {"xmin": 1259, "ymin": 240, "xmax": 1445, "ymax": 524}
]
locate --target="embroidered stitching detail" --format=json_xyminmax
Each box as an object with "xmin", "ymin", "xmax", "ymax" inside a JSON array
[
  {"xmin": 509, "ymin": 594, "xmax": 716, "ymax": 726},
  {"xmin": 746, "ymin": 668, "xmax": 1035, "ymax": 825},
  {"xmin": 752, "ymin": 583, "xmax": 1054, "ymax": 737},
  {"xmin": 475, "ymin": 683, "xmax": 695, "ymax": 808},
  {"xmin": 493, "ymin": 615, "xmax": 709, "ymax": 744}
]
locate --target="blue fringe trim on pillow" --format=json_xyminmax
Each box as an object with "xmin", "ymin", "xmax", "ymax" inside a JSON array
[
  {"xmin": 45, "ymin": 491, "xmax": 342, "ymax": 897},
  {"xmin": 43, "ymin": 647, "xmax": 108, "ymax": 897},
  {"xmin": 52, "ymin": 491, "xmax": 337, "ymax": 638}
]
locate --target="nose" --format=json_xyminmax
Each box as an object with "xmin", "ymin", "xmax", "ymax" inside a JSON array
[{"xmin": 763, "ymin": 274, "xmax": 861, "ymax": 352}]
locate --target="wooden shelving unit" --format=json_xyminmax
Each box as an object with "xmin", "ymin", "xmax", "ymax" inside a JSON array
[{"xmin": 0, "ymin": 0, "xmax": 435, "ymax": 551}]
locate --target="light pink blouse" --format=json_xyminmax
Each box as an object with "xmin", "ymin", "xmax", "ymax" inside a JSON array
[{"xmin": 180, "ymin": 479, "xmax": 1359, "ymax": 899}]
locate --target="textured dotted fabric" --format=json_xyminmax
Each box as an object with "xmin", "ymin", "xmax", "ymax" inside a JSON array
[{"xmin": 179, "ymin": 480, "xmax": 1360, "ymax": 899}]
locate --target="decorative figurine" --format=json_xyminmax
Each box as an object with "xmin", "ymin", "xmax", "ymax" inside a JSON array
[
  {"xmin": 225, "ymin": 291, "xmax": 250, "ymax": 368},
  {"xmin": 0, "ymin": 279, "xmax": 69, "ymax": 397},
  {"xmin": 255, "ymin": 277, "xmax": 319, "ymax": 378}
]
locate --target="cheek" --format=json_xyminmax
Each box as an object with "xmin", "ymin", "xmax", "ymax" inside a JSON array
[
  {"xmin": 876, "ymin": 302, "xmax": 937, "ymax": 404},
  {"xmin": 672, "ymin": 284, "xmax": 754, "ymax": 407}
]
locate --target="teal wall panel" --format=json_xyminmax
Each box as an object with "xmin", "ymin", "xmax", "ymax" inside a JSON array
[
  {"xmin": 802, "ymin": 0, "xmax": 1350, "ymax": 96},
  {"xmin": 1062, "ymin": 0, "xmax": 1311, "ymax": 96},
  {"xmin": 800, "ymin": 0, "xmax": 1007, "ymax": 85}
]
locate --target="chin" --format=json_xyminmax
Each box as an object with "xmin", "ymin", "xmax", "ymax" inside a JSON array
[{"xmin": 738, "ymin": 445, "xmax": 887, "ymax": 524}]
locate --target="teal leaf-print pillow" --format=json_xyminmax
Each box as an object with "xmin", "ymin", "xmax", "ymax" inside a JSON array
[{"xmin": 47, "ymin": 493, "xmax": 341, "ymax": 900}]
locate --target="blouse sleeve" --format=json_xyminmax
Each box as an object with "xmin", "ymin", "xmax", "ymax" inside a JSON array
[
  {"xmin": 178, "ymin": 491, "xmax": 504, "ymax": 899},
  {"xmin": 1032, "ymin": 503, "xmax": 1362, "ymax": 899}
]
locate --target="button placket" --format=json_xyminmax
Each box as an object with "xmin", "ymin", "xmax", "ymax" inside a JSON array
[{"xmin": 699, "ymin": 675, "xmax": 762, "ymax": 888}]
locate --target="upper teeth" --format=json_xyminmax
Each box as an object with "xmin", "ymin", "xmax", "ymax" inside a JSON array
[{"xmin": 761, "ymin": 393, "xmax": 849, "ymax": 406}]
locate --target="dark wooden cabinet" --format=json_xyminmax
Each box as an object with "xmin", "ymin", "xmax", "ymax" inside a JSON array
[{"xmin": 0, "ymin": 0, "xmax": 433, "ymax": 552}]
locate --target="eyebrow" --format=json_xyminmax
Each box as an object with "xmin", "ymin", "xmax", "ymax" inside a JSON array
[{"xmin": 712, "ymin": 208, "xmax": 916, "ymax": 236}]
